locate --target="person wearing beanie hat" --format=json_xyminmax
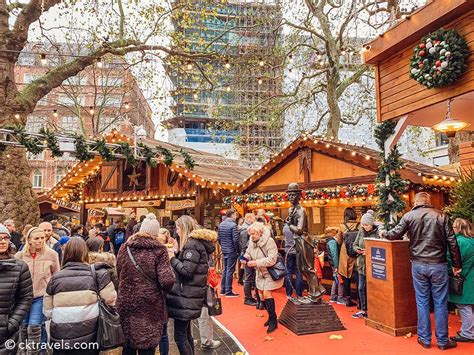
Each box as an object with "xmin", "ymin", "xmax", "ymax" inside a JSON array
[
  {"xmin": 139, "ymin": 213, "xmax": 161, "ymax": 236},
  {"xmin": 351, "ymin": 209, "xmax": 379, "ymax": 319}
]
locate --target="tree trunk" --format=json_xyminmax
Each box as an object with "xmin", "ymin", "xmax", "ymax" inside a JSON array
[
  {"xmin": 0, "ymin": 146, "xmax": 40, "ymax": 230},
  {"xmin": 448, "ymin": 131, "xmax": 474, "ymax": 163},
  {"xmin": 325, "ymin": 79, "xmax": 341, "ymax": 138}
]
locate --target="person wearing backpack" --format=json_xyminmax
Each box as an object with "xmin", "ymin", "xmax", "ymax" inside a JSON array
[
  {"xmin": 110, "ymin": 221, "xmax": 126, "ymax": 255},
  {"xmin": 337, "ymin": 207, "xmax": 359, "ymax": 307}
]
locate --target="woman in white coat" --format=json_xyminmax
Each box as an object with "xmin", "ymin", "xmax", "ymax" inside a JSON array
[{"xmin": 243, "ymin": 222, "xmax": 283, "ymax": 333}]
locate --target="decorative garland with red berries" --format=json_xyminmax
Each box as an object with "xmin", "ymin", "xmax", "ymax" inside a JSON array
[{"xmin": 409, "ymin": 28, "xmax": 469, "ymax": 88}]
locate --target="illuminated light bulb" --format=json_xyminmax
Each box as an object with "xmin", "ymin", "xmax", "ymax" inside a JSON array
[
  {"xmin": 89, "ymin": 107, "xmax": 94, "ymax": 115},
  {"xmin": 338, "ymin": 147, "xmax": 342, "ymax": 151},
  {"xmin": 365, "ymin": 155, "xmax": 371, "ymax": 160},
  {"xmin": 351, "ymin": 151, "xmax": 356, "ymax": 156},
  {"xmin": 187, "ymin": 62, "xmax": 193, "ymax": 70},
  {"xmin": 433, "ymin": 175, "xmax": 439, "ymax": 180},
  {"xmin": 442, "ymin": 176, "xmax": 447, "ymax": 180},
  {"xmin": 14, "ymin": 114, "xmax": 20, "ymax": 119},
  {"xmin": 226, "ymin": 86, "xmax": 231, "ymax": 92},
  {"xmin": 450, "ymin": 177, "xmax": 455, "ymax": 181},
  {"xmin": 258, "ymin": 78, "xmax": 263, "ymax": 85},
  {"xmin": 225, "ymin": 59, "xmax": 231, "ymax": 69},
  {"xmin": 125, "ymin": 103, "xmax": 130, "ymax": 110},
  {"xmin": 325, "ymin": 144, "xmax": 330, "ymax": 148},
  {"xmin": 97, "ymin": 60, "xmax": 103, "ymax": 68},
  {"xmin": 259, "ymin": 58, "xmax": 264, "ymax": 66},
  {"xmin": 193, "ymin": 92, "xmax": 198, "ymax": 99}
]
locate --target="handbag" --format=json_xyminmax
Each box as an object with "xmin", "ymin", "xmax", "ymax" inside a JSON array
[
  {"xmin": 90, "ymin": 265, "xmax": 125, "ymax": 350},
  {"xmin": 449, "ymin": 275, "xmax": 465, "ymax": 295},
  {"xmin": 258, "ymin": 246, "xmax": 288, "ymax": 281},
  {"xmin": 206, "ymin": 286, "xmax": 223, "ymax": 316},
  {"xmin": 207, "ymin": 259, "xmax": 219, "ymax": 288}
]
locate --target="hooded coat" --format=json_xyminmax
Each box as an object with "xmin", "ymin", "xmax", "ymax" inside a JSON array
[
  {"xmin": 88, "ymin": 251, "xmax": 119, "ymax": 289},
  {"xmin": 0, "ymin": 258, "xmax": 32, "ymax": 355},
  {"xmin": 166, "ymin": 229, "xmax": 217, "ymax": 321},
  {"xmin": 116, "ymin": 234, "xmax": 176, "ymax": 350}
]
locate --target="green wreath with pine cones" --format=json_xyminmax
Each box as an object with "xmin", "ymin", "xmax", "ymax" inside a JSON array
[{"xmin": 409, "ymin": 28, "xmax": 469, "ymax": 88}]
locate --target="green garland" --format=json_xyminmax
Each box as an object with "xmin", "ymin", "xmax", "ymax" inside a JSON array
[
  {"xmin": 409, "ymin": 28, "xmax": 469, "ymax": 88},
  {"xmin": 92, "ymin": 139, "xmax": 114, "ymax": 161},
  {"xmin": 374, "ymin": 121, "xmax": 407, "ymax": 228},
  {"xmin": 223, "ymin": 184, "xmax": 379, "ymax": 206},
  {"xmin": 157, "ymin": 146, "xmax": 174, "ymax": 166},
  {"xmin": 39, "ymin": 128, "xmax": 63, "ymax": 157},
  {"xmin": 2, "ymin": 128, "xmax": 196, "ymax": 170},
  {"xmin": 138, "ymin": 143, "xmax": 158, "ymax": 168},
  {"xmin": 117, "ymin": 142, "xmax": 137, "ymax": 167},
  {"xmin": 181, "ymin": 149, "xmax": 195, "ymax": 170},
  {"xmin": 73, "ymin": 134, "xmax": 93, "ymax": 161}
]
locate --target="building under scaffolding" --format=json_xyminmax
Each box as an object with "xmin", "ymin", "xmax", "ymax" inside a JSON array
[{"xmin": 166, "ymin": 0, "xmax": 283, "ymax": 160}]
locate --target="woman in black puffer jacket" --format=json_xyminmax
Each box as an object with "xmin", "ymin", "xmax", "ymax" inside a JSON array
[
  {"xmin": 0, "ymin": 224, "xmax": 33, "ymax": 354},
  {"xmin": 166, "ymin": 216, "xmax": 216, "ymax": 355}
]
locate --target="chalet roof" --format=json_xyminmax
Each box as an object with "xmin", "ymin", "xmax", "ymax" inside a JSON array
[
  {"xmin": 239, "ymin": 135, "xmax": 458, "ymax": 193},
  {"xmin": 47, "ymin": 133, "xmax": 258, "ymax": 201}
]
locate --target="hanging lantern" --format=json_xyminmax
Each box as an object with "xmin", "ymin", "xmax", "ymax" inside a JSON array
[{"xmin": 433, "ymin": 99, "xmax": 470, "ymax": 137}]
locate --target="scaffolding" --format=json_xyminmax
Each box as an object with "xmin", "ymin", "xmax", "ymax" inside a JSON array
[{"xmin": 167, "ymin": 0, "xmax": 284, "ymax": 160}]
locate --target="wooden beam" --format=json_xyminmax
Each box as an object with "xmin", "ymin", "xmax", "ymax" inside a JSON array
[
  {"xmin": 363, "ymin": 0, "xmax": 473, "ymax": 64},
  {"xmin": 384, "ymin": 115, "xmax": 409, "ymax": 158}
]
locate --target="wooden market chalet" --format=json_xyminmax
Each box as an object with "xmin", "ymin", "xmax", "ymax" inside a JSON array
[
  {"xmin": 42, "ymin": 131, "xmax": 256, "ymax": 228},
  {"xmin": 225, "ymin": 135, "xmax": 458, "ymax": 236}
]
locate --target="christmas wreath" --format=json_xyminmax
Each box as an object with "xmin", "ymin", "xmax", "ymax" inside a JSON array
[{"xmin": 409, "ymin": 28, "xmax": 469, "ymax": 88}]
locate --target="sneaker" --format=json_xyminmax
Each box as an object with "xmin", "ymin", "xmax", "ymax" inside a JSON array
[
  {"xmin": 417, "ymin": 338, "xmax": 431, "ymax": 349},
  {"xmin": 329, "ymin": 296, "xmax": 338, "ymax": 303},
  {"xmin": 225, "ymin": 292, "xmax": 240, "ymax": 298},
  {"xmin": 361, "ymin": 312, "xmax": 368, "ymax": 318},
  {"xmin": 438, "ymin": 340, "xmax": 457, "ymax": 350},
  {"xmin": 201, "ymin": 340, "xmax": 221, "ymax": 350},
  {"xmin": 351, "ymin": 311, "xmax": 365, "ymax": 319},
  {"xmin": 220, "ymin": 290, "xmax": 226, "ymax": 296}
]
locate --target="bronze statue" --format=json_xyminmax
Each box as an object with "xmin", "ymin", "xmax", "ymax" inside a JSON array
[{"xmin": 286, "ymin": 183, "xmax": 326, "ymax": 303}]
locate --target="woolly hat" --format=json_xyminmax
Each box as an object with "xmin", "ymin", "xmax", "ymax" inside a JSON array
[
  {"xmin": 58, "ymin": 236, "xmax": 70, "ymax": 246},
  {"xmin": 0, "ymin": 223, "xmax": 11, "ymax": 237},
  {"xmin": 361, "ymin": 210, "xmax": 375, "ymax": 225},
  {"xmin": 139, "ymin": 213, "xmax": 160, "ymax": 236}
]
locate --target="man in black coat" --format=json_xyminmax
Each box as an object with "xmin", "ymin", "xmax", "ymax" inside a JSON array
[
  {"xmin": 3, "ymin": 219, "xmax": 22, "ymax": 251},
  {"xmin": 381, "ymin": 192, "xmax": 462, "ymax": 350},
  {"xmin": 218, "ymin": 209, "xmax": 240, "ymax": 297}
]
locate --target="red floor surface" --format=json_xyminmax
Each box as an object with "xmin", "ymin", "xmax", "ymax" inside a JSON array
[{"xmin": 217, "ymin": 281, "xmax": 473, "ymax": 355}]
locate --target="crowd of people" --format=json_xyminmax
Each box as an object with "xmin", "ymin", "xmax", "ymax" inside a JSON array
[
  {"xmin": 0, "ymin": 213, "xmax": 225, "ymax": 355},
  {"xmin": 0, "ymin": 190, "xmax": 473, "ymax": 354}
]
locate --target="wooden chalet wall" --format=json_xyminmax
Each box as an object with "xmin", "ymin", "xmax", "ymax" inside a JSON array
[
  {"xmin": 246, "ymin": 150, "xmax": 376, "ymax": 193},
  {"xmin": 373, "ymin": 7, "xmax": 474, "ymax": 122}
]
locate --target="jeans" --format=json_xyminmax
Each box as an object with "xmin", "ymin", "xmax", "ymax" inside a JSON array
[
  {"xmin": 411, "ymin": 262, "xmax": 449, "ymax": 346},
  {"xmin": 285, "ymin": 253, "xmax": 303, "ymax": 297},
  {"xmin": 22, "ymin": 296, "xmax": 48, "ymax": 344},
  {"xmin": 159, "ymin": 322, "xmax": 169, "ymax": 355},
  {"xmin": 456, "ymin": 304, "xmax": 474, "ymax": 340},
  {"xmin": 174, "ymin": 319, "xmax": 194, "ymax": 355},
  {"xmin": 357, "ymin": 273, "xmax": 367, "ymax": 312},
  {"xmin": 330, "ymin": 276, "xmax": 344, "ymax": 301},
  {"xmin": 221, "ymin": 253, "xmax": 238, "ymax": 294}
]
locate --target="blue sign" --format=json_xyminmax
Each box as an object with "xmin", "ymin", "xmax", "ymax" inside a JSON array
[{"xmin": 371, "ymin": 247, "xmax": 387, "ymax": 280}]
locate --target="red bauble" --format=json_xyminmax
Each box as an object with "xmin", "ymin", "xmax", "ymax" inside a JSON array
[
  {"xmin": 418, "ymin": 43, "xmax": 425, "ymax": 49},
  {"xmin": 435, "ymin": 60, "xmax": 441, "ymax": 66},
  {"xmin": 419, "ymin": 50, "xmax": 426, "ymax": 56}
]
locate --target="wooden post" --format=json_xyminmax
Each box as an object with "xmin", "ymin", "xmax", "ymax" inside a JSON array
[
  {"xmin": 194, "ymin": 187, "xmax": 206, "ymax": 226},
  {"xmin": 80, "ymin": 203, "xmax": 87, "ymax": 226}
]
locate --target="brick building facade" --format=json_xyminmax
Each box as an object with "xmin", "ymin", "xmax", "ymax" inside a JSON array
[{"xmin": 16, "ymin": 45, "xmax": 154, "ymax": 193}]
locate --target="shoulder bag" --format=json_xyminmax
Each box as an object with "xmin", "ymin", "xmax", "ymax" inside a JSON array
[
  {"xmin": 205, "ymin": 251, "xmax": 222, "ymax": 316},
  {"xmin": 126, "ymin": 246, "xmax": 162, "ymax": 293},
  {"xmin": 90, "ymin": 265, "xmax": 125, "ymax": 350},
  {"xmin": 449, "ymin": 263, "xmax": 472, "ymax": 296},
  {"xmin": 258, "ymin": 246, "xmax": 288, "ymax": 281}
]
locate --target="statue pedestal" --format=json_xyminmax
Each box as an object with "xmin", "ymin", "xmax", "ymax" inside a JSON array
[{"xmin": 279, "ymin": 300, "xmax": 345, "ymax": 335}]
